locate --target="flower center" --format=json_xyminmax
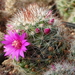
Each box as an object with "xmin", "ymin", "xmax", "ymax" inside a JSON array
[{"xmin": 12, "ymin": 40, "xmax": 22, "ymax": 49}]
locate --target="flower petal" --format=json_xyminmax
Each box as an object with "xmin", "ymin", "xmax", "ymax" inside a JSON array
[
  {"xmin": 15, "ymin": 50, "xmax": 20, "ymax": 61},
  {"xmin": 4, "ymin": 34, "xmax": 13, "ymax": 42},
  {"xmin": 21, "ymin": 46, "xmax": 27, "ymax": 52},
  {"xmin": 14, "ymin": 33, "xmax": 20, "ymax": 40},
  {"xmin": 4, "ymin": 49, "xmax": 13, "ymax": 56},
  {"xmin": 4, "ymin": 44, "xmax": 14, "ymax": 49},
  {"xmin": 2, "ymin": 41, "xmax": 12, "ymax": 45},
  {"xmin": 22, "ymin": 40, "xmax": 27, "ymax": 44},
  {"xmin": 20, "ymin": 50, "xmax": 24, "ymax": 58},
  {"xmin": 20, "ymin": 33, "xmax": 28, "ymax": 40},
  {"xmin": 23, "ymin": 42, "xmax": 30, "ymax": 46},
  {"xmin": 11, "ymin": 50, "xmax": 16, "ymax": 59}
]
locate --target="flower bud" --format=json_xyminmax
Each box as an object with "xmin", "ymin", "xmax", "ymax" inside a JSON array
[
  {"xmin": 48, "ymin": 19, "xmax": 54, "ymax": 25},
  {"xmin": 44, "ymin": 28, "xmax": 50, "ymax": 34},
  {"xmin": 35, "ymin": 28, "xmax": 40, "ymax": 33}
]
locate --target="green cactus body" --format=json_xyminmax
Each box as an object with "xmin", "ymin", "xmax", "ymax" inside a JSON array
[
  {"xmin": 16, "ymin": 19, "xmax": 70, "ymax": 74},
  {"xmin": 55, "ymin": 0, "xmax": 75, "ymax": 22},
  {"xmin": 68, "ymin": 8, "xmax": 75, "ymax": 23},
  {"xmin": 6, "ymin": 4, "xmax": 71, "ymax": 75}
]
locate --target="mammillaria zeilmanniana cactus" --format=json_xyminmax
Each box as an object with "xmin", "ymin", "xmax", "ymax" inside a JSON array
[
  {"xmin": 3, "ymin": 4, "xmax": 71, "ymax": 75},
  {"xmin": 55, "ymin": 0, "xmax": 75, "ymax": 22},
  {"xmin": 43, "ymin": 61, "xmax": 75, "ymax": 75},
  {"xmin": 68, "ymin": 8, "xmax": 75, "ymax": 23}
]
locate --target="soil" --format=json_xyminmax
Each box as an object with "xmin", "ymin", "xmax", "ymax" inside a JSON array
[
  {"xmin": 0, "ymin": 65, "xmax": 14, "ymax": 75},
  {"xmin": 0, "ymin": 59, "xmax": 23, "ymax": 75}
]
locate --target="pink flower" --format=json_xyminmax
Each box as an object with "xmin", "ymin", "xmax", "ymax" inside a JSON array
[
  {"xmin": 44, "ymin": 28, "xmax": 51, "ymax": 34},
  {"xmin": 2, "ymin": 31, "xmax": 30, "ymax": 61},
  {"xmin": 45, "ymin": 10, "xmax": 52, "ymax": 18},
  {"xmin": 35, "ymin": 28, "xmax": 40, "ymax": 33},
  {"xmin": 51, "ymin": 65, "xmax": 56, "ymax": 71},
  {"xmin": 48, "ymin": 19, "xmax": 54, "ymax": 25}
]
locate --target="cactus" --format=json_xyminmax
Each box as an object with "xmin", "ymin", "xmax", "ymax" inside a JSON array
[
  {"xmin": 55, "ymin": 0, "xmax": 75, "ymax": 22},
  {"xmin": 44, "ymin": 61, "xmax": 75, "ymax": 75},
  {"xmin": 68, "ymin": 8, "xmax": 75, "ymax": 23},
  {"xmin": 5, "ymin": 4, "xmax": 71, "ymax": 75}
]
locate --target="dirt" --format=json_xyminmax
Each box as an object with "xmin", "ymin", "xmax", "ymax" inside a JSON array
[{"xmin": 0, "ymin": 64, "xmax": 16, "ymax": 75}]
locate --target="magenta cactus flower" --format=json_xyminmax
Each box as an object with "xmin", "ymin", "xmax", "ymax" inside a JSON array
[
  {"xmin": 48, "ymin": 19, "xmax": 54, "ymax": 25},
  {"xmin": 35, "ymin": 28, "xmax": 40, "ymax": 33},
  {"xmin": 2, "ymin": 31, "xmax": 30, "ymax": 61},
  {"xmin": 44, "ymin": 28, "xmax": 51, "ymax": 34}
]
